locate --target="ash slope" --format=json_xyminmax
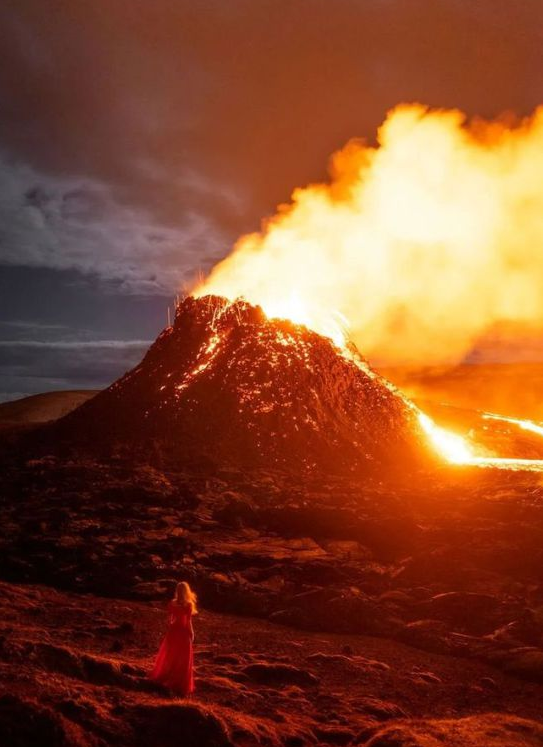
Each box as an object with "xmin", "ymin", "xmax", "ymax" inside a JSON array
[
  {"xmin": 58, "ymin": 296, "xmax": 429, "ymax": 473},
  {"xmin": 0, "ymin": 390, "xmax": 98, "ymax": 427}
]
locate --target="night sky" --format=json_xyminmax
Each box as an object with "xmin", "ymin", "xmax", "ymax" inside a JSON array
[{"xmin": 1, "ymin": 1, "xmax": 542, "ymax": 401}]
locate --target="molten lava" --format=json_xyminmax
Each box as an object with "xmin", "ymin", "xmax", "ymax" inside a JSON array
[
  {"xmin": 348, "ymin": 344, "xmax": 543, "ymax": 471},
  {"xmin": 482, "ymin": 412, "xmax": 543, "ymax": 438},
  {"xmin": 416, "ymin": 414, "xmax": 474, "ymax": 465}
]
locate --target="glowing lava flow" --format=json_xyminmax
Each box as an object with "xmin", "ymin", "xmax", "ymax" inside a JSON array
[
  {"xmin": 367, "ymin": 362, "xmax": 543, "ymax": 472},
  {"xmin": 256, "ymin": 301, "xmax": 543, "ymax": 472},
  {"xmin": 416, "ymin": 411, "xmax": 543, "ymax": 472},
  {"xmin": 417, "ymin": 413, "xmax": 474, "ymax": 464},
  {"xmin": 334, "ymin": 320, "xmax": 543, "ymax": 471},
  {"xmin": 344, "ymin": 348, "xmax": 501, "ymax": 469},
  {"xmin": 482, "ymin": 412, "xmax": 543, "ymax": 438}
]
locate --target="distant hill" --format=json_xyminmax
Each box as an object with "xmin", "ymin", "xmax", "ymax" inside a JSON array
[{"xmin": 0, "ymin": 391, "xmax": 99, "ymax": 427}]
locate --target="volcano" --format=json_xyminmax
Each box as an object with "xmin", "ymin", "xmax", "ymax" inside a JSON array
[{"xmin": 58, "ymin": 296, "xmax": 430, "ymax": 474}]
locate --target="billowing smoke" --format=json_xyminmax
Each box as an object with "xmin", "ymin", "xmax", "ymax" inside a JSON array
[{"xmin": 195, "ymin": 104, "xmax": 543, "ymax": 365}]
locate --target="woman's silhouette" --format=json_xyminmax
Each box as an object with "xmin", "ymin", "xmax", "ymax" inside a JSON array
[{"xmin": 150, "ymin": 581, "xmax": 196, "ymax": 695}]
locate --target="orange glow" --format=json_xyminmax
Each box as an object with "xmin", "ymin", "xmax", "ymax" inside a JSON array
[
  {"xmin": 195, "ymin": 103, "xmax": 543, "ymax": 366},
  {"xmin": 482, "ymin": 412, "xmax": 543, "ymax": 438},
  {"xmin": 417, "ymin": 411, "xmax": 543, "ymax": 471},
  {"xmin": 193, "ymin": 103, "xmax": 543, "ymax": 472},
  {"xmin": 417, "ymin": 413, "xmax": 474, "ymax": 464}
]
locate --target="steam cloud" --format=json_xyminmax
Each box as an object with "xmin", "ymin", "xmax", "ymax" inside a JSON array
[{"xmin": 196, "ymin": 104, "xmax": 543, "ymax": 365}]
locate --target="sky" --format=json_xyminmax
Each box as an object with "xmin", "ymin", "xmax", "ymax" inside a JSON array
[{"xmin": 0, "ymin": 0, "xmax": 542, "ymax": 401}]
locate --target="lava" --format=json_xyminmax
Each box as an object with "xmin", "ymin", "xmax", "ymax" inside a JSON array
[
  {"xmin": 417, "ymin": 411, "xmax": 543, "ymax": 472},
  {"xmin": 416, "ymin": 413, "xmax": 474, "ymax": 464},
  {"xmin": 482, "ymin": 411, "xmax": 543, "ymax": 438},
  {"xmin": 347, "ymin": 343, "xmax": 543, "ymax": 471}
]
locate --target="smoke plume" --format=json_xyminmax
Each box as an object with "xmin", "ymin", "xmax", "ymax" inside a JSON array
[{"xmin": 196, "ymin": 104, "xmax": 543, "ymax": 365}]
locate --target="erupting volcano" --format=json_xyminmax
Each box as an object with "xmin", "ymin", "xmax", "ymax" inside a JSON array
[
  {"xmin": 6, "ymin": 4, "xmax": 543, "ymax": 745},
  {"xmin": 59, "ymin": 295, "xmax": 434, "ymax": 474},
  {"xmin": 58, "ymin": 294, "xmax": 543, "ymax": 475},
  {"xmin": 40, "ymin": 108, "xmax": 543, "ymax": 475}
]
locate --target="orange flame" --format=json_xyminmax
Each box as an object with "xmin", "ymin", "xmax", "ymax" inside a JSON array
[
  {"xmin": 194, "ymin": 103, "xmax": 543, "ymax": 471},
  {"xmin": 195, "ymin": 103, "xmax": 543, "ymax": 366}
]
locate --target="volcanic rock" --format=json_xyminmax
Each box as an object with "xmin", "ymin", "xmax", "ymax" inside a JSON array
[
  {"xmin": 241, "ymin": 662, "xmax": 319, "ymax": 687},
  {"xmin": 56, "ymin": 295, "xmax": 429, "ymax": 475},
  {"xmin": 0, "ymin": 694, "xmax": 85, "ymax": 747},
  {"xmin": 414, "ymin": 591, "xmax": 503, "ymax": 635},
  {"xmin": 365, "ymin": 714, "xmax": 543, "ymax": 747},
  {"xmin": 126, "ymin": 702, "xmax": 232, "ymax": 747}
]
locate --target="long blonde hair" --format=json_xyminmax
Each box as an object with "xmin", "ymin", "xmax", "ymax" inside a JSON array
[{"xmin": 173, "ymin": 581, "xmax": 198, "ymax": 614}]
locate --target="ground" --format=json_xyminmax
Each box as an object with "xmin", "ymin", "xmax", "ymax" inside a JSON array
[
  {"xmin": 2, "ymin": 581, "xmax": 543, "ymax": 747},
  {"xmin": 2, "ymin": 364, "xmax": 543, "ymax": 746},
  {"xmin": 1, "ymin": 448, "xmax": 543, "ymax": 745}
]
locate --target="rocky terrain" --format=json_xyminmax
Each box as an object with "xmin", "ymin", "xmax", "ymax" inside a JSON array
[
  {"xmin": 2, "ymin": 448, "xmax": 543, "ymax": 745},
  {"xmin": 2, "ymin": 579, "xmax": 543, "ymax": 747},
  {"xmin": 2, "ymin": 297, "xmax": 543, "ymax": 745}
]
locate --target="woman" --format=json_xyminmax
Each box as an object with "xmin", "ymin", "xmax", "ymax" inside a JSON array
[{"xmin": 150, "ymin": 581, "xmax": 196, "ymax": 695}]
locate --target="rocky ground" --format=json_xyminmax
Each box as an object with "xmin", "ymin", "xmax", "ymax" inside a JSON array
[
  {"xmin": 2, "ymin": 446, "xmax": 543, "ymax": 745},
  {"xmin": 2, "ymin": 581, "xmax": 543, "ymax": 747}
]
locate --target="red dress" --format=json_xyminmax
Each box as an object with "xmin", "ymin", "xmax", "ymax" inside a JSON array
[{"xmin": 150, "ymin": 601, "xmax": 194, "ymax": 694}]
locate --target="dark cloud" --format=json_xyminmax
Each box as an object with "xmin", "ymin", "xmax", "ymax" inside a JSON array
[
  {"xmin": 0, "ymin": 0, "xmax": 542, "ymax": 398},
  {"xmin": 0, "ymin": 337, "xmax": 149, "ymax": 401},
  {"xmin": 0, "ymin": 152, "xmax": 229, "ymax": 293},
  {"xmin": 0, "ymin": 267, "xmax": 170, "ymax": 340},
  {"xmin": 1, "ymin": 1, "xmax": 541, "ymax": 231},
  {"xmin": 0, "ymin": 268, "xmax": 169, "ymax": 399}
]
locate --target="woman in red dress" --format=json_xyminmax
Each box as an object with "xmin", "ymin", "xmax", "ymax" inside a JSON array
[{"xmin": 150, "ymin": 581, "xmax": 196, "ymax": 695}]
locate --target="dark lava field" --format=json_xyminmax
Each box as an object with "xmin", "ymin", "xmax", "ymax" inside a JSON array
[
  {"xmin": 2, "ymin": 449, "xmax": 543, "ymax": 747},
  {"xmin": 2, "ymin": 297, "xmax": 543, "ymax": 746}
]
